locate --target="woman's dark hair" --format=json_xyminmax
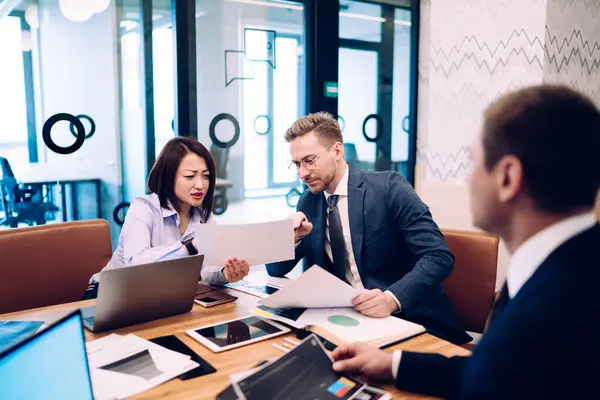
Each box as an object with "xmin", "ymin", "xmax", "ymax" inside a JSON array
[{"xmin": 147, "ymin": 137, "xmax": 216, "ymax": 221}]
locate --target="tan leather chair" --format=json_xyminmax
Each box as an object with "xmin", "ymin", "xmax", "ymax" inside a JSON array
[
  {"xmin": 0, "ymin": 219, "xmax": 112, "ymax": 314},
  {"xmin": 441, "ymin": 229, "xmax": 500, "ymax": 334}
]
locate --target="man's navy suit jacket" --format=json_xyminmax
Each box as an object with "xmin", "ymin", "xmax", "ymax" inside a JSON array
[{"xmin": 266, "ymin": 170, "xmax": 470, "ymax": 345}]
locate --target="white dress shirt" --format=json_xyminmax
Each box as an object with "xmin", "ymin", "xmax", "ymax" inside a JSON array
[
  {"xmin": 323, "ymin": 165, "xmax": 363, "ymax": 289},
  {"xmin": 391, "ymin": 210, "xmax": 598, "ymax": 379},
  {"xmin": 323, "ymin": 165, "xmax": 402, "ymax": 309}
]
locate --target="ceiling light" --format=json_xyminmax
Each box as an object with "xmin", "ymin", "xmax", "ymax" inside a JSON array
[
  {"xmin": 24, "ymin": 4, "xmax": 39, "ymax": 28},
  {"xmin": 59, "ymin": 0, "xmax": 94, "ymax": 22}
]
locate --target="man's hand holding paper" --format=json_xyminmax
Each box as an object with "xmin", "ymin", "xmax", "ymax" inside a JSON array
[
  {"xmin": 290, "ymin": 211, "xmax": 313, "ymax": 243},
  {"xmin": 352, "ymin": 288, "xmax": 399, "ymax": 318}
]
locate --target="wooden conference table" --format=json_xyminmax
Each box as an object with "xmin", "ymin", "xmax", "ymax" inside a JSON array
[{"xmin": 0, "ymin": 288, "xmax": 471, "ymax": 400}]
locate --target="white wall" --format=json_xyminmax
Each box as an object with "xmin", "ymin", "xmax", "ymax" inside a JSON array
[
  {"xmin": 415, "ymin": 0, "xmax": 600, "ymax": 288},
  {"xmin": 25, "ymin": 0, "xmax": 123, "ymax": 244},
  {"xmin": 416, "ymin": 0, "xmax": 548, "ymax": 287}
]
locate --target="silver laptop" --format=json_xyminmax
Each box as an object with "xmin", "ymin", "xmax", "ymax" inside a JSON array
[{"xmin": 80, "ymin": 254, "xmax": 204, "ymax": 332}]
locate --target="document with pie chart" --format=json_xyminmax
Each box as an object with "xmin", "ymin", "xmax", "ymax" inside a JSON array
[{"xmin": 297, "ymin": 307, "xmax": 426, "ymax": 348}]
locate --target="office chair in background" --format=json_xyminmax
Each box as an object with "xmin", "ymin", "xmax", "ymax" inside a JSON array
[
  {"xmin": 0, "ymin": 157, "xmax": 58, "ymax": 228},
  {"xmin": 209, "ymin": 145, "xmax": 230, "ymax": 215}
]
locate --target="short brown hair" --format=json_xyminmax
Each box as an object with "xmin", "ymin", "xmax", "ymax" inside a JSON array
[
  {"xmin": 483, "ymin": 84, "xmax": 600, "ymax": 213},
  {"xmin": 284, "ymin": 112, "xmax": 343, "ymax": 145},
  {"xmin": 147, "ymin": 137, "xmax": 216, "ymax": 221}
]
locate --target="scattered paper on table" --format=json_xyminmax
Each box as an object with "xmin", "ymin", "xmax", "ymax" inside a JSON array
[
  {"xmin": 86, "ymin": 333, "xmax": 197, "ymax": 400},
  {"xmin": 260, "ymin": 265, "xmax": 360, "ymax": 309},
  {"xmin": 245, "ymin": 269, "xmax": 291, "ymax": 289},
  {"xmin": 249, "ymin": 305, "xmax": 307, "ymax": 329}
]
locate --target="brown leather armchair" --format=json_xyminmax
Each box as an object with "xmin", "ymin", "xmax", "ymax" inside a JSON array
[
  {"xmin": 442, "ymin": 229, "xmax": 500, "ymax": 335},
  {"xmin": 0, "ymin": 219, "xmax": 112, "ymax": 314}
]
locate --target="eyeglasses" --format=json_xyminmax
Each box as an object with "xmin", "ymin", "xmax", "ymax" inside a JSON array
[{"xmin": 288, "ymin": 143, "xmax": 336, "ymax": 172}]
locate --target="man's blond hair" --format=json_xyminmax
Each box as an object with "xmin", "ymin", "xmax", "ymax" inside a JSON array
[{"xmin": 284, "ymin": 112, "xmax": 343, "ymax": 145}]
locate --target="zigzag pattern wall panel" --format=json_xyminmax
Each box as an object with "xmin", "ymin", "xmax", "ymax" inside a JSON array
[
  {"xmin": 543, "ymin": 0, "xmax": 600, "ymax": 104},
  {"xmin": 417, "ymin": 0, "xmax": 547, "ymax": 182}
]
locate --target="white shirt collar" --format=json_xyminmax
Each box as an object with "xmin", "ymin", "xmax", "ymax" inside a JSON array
[
  {"xmin": 155, "ymin": 194, "xmax": 202, "ymax": 221},
  {"xmin": 324, "ymin": 164, "xmax": 349, "ymax": 199},
  {"xmin": 507, "ymin": 211, "xmax": 597, "ymax": 298}
]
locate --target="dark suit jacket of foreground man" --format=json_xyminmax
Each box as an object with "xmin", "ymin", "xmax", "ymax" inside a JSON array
[{"xmin": 396, "ymin": 224, "xmax": 600, "ymax": 399}]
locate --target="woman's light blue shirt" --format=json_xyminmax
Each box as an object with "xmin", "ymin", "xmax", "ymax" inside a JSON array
[{"xmin": 91, "ymin": 193, "xmax": 226, "ymax": 285}]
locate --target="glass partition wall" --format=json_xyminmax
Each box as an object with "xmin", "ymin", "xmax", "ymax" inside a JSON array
[{"xmin": 0, "ymin": 0, "xmax": 419, "ymax": 243}]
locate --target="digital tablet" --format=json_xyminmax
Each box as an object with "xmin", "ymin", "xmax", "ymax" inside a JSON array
[{"xmin": 186, "ymin": 316, "xmax": 290, "ymax": 353}]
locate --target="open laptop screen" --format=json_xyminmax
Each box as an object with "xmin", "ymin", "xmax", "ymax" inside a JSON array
[{"xmin": 0, "ymin": 311, "xmax": 93, "ymax": 399}]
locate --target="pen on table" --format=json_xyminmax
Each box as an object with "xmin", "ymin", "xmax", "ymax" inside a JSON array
[
  {"xmin": 284, "ymin": 337, "xmax": 300, "ymax": 346},
  {"xmin": 271, "ymin": 343, "xmax": 289, "ymax": 353}
]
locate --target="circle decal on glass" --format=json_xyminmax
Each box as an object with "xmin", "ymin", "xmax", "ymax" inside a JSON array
[
  {"xmin": 113, "ymin": 202, "xmax": 130, "ymax": 227},
  {"xmin": 285, "ymin": 187, "xmax": 301, "ymax": 208},
  {"xmin": 327, "ymin": 315, "xmax": 359, "ymax": 327},
  {"xmin": 69, "ymin": 114, "xmax": 96, "ymax": 139},
  {"xmin": 253, "ymin": 114, "xmax": 271, "ymax": 135},
  {"xmin": 209, "ymin": 113, "xmax": 240, "ymax": 149},
  {"xmin": 402, "ymin": 115, "xmax": 410, "ymax": 133},
  {"xmin": 42, "ymin": 113, "xmax": 85, "ymax": 155},
  {"xmin": 362, "ymin": 114, "xmax": 382, "ymax": 143}
]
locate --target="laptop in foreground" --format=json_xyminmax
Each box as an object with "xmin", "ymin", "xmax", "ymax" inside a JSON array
[
  {"xmin": 0, "ymin": 310, "xmax": 94, "ymax": 399},
  {"xmin": 81, "ymin": 254, "xmax": 204, "ymax": 332}
]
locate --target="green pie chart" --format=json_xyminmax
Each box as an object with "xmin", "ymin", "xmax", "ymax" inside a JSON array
[{"xmin": 327, "ymin": 315, "xmax": 359, "ymax": 327}]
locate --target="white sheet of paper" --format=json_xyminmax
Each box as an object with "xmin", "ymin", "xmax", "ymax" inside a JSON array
[
  {"xmin": 260, "ymin": 265, "xmax": 360, "ymax": 309},
  {"xmin": 245, "ymin": 269, "xmax": 292, "ymax": 289},
  {"xmin": 194, "ymin": 219, "xmax": 295, "ymax": 266},
  {"xmin": 297, "ymin": 307, "xmax": 424, "ymax": 343},
  {"xmin": 86, "ymin": 334, "xmax": 197, "ymax": 400}
]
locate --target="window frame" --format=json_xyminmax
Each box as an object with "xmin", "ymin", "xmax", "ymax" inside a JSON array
[
  {"xmin": 4, "ymin": 11, "xmax": 38, "ymax": 163},
  {"xmin": 266, "ymin": 32, "xmax": 303, "ymax": 189}
]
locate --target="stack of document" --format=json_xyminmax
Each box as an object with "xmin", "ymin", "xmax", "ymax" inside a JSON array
[
  {"xmin": 216, "ymin": 335, "xmax": 391, "ymax": 400},
  {"xmin": 86, "ymin": 334, "xmax": 198, "ymax": 400},
  {"xmin": 251, "ymin": 265, "xmax": 426, "ymax": 348},
  {"xmin": 298, "ymin": 307, "xmax": 426, "ymax": 348}
]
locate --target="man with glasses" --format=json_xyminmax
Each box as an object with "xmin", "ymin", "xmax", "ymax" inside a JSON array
[{"xmin": 266, "ymin": 112, "xmax": 470, "ymax": 345}]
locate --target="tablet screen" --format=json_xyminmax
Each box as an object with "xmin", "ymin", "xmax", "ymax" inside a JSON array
[{"xmin": 194, "ymin": 317, "xmax": 282, "ymax": 347}]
